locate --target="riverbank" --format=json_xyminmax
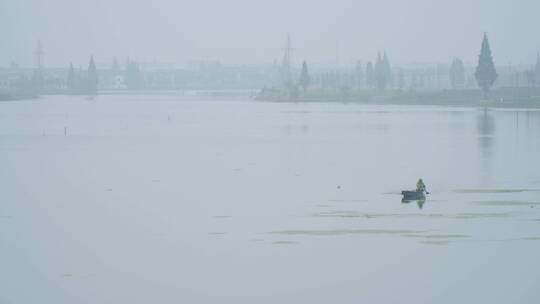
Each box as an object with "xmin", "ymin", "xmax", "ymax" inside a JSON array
[
  {"xmin": 0, "ymin": 89, "xmax": 258, "ymax": 102},
  {"xmin": 0, "ymin": 91, "xmax": 38, "ymax": 101},
  {"xmin": 256, "ymin": 87, "xmax": 540, "ymax": 108}
]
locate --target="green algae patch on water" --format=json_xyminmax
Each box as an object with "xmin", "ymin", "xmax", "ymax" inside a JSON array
[
  {"xmin": 272, "ymin": 241, "xmax": 299, "ymax": 245},
  {"xmin": 315, "ymin": 204, "xmax": 331, "ymax": 208},
  {"xmin": 312, "ymin": 210, "xmax": 392, "ymax": 219},
  {"xmin": 454, "ymin": 189, "xmax": 536, "ymax": 193},
  {"xmin": 313, "ymin": 211, "xmax": 512, "ymax": 220},
  {"xmin": 208, "ymin": 232, "xmax": 227, "ymax": 236},
  {"xmin": 521, "ymin": 237, "xmax": 540, "ymax": 241},
  {"xmin": 472, "ymin": 201, "xmax": 540, "ymax": 207},
  {"xmin": 270, "ymin": 229, "xmax": 423, "ymax": 236},
  {"xmin": 421, "ymin": 240, "xmax": 450, "ymax": 246},
  {"xmin": 423, "ymin": 234, "xmax": 470, "ymax": 239},
  {"xmin": 402, "ymin": 234, "xmax": 470, "ymax": 245},
  {"xmin": 448, "ymin": 213, "xmax": 512, "ymax": 219}
]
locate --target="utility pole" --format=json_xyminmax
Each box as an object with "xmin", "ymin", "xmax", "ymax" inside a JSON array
[
  {"xmin": 336, "ymin": 40, "xmax": 339, "ymax": 68},
  {"xmin": 282, "ymin": 34, "xmax": 294, "ymax": 69},
  {"xmin": 35, "ymin": 40, "xmax": 44, "ymax": 70},
  {"xmin": 281, "ymin": 34, "xmax": 294, "ymax": 83},
  {"xmin": 33, "ymin": 40, "xmax": 45, "ymax": 91}
]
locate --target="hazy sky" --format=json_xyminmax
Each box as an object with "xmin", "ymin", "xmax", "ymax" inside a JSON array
[{"xmin": 1, "ymin": 0, "xmax": 539, "ymax": 68}]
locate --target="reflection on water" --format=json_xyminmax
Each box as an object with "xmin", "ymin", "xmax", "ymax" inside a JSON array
[
  {"xmin": 402, "ymin": 199, "xmax": 426, "ymax": 209},
  {"xmin": 284, "ymin": 124, "xmax": 309, "ymax": 136},
  {"xmin": 477, "ymin": 108, "xmax": 495, "ymax": 158}
]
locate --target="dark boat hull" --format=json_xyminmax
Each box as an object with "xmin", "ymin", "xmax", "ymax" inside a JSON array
[{"xmin": 401, "ymin": 190, "xmax": 426, "ymax": 200}]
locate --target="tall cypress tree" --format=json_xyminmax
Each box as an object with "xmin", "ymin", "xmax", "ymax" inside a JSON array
[
  {"xmin": 87, "ymin": 56, "xmax": 98, "ymax": 94},
  {"xmin": 382, "ymin": 52, "xmax": 392, "ymax": 88},
  {"xmin": 365, "ymin": 61, "xmax": 374, "ymax": 88},
  {"xmin": 125, "ymin": 60, "xmax": 142, "ymax": 90},
  {"xmin": 67, "ymin": 63, "xmax": 76, "ymax": 91},
  {"xmin": 298, "ymin": 61, "xmax": 311, "ymax": 91},
  {"xmin": 535, "ymin": 53, "xmax": 540, "ymax": 87},
  {"xmin": 475, "ymin": 33, "xmax": 497, "ymax": 97},
  {"xmin": 375, "ymin": 52, "xmax": 386, "ymax": 90},
  {"xmin": 354, "ymin": 61, "xmax": 364, "ymax": 89},
  {"xmin": 449, "ymin": 58, "xmax": 465, "ymax": 89},
  {"xmin": 112, "ymin": 56, "xmax": 121, "ymax": 75}
]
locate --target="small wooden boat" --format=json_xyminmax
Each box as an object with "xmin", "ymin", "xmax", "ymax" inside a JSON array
[{"xmin": 401, "ymin": 190, "xmax": 426, "ymax": 201}]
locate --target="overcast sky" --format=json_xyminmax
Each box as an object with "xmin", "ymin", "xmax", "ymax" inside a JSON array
[{"xmin": 1, "ymin": 0, "xmax": 539, "ymax": 68}]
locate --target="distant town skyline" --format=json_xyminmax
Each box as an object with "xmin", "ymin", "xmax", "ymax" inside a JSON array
[{"xmin": 1, "ymin": 0, "xmax": 540, "ymax": 68}]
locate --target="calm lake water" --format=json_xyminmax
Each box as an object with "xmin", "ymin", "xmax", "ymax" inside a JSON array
[{"xmin": 1, "ymin": 94, "xmax": 539, "ymax": 303}]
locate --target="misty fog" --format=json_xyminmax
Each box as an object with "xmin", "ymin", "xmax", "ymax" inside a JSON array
[
  {"xmin": 1, "ymin": 1, "xmax": 540, "ymax": 304},
  {"xmin": 2, "ymin": 0, "xmax": 540, "ymax": 67}
]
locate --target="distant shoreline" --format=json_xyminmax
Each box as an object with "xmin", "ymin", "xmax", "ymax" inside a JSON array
[
  {"xmin": 0, "ymin": 89, "xmax": 259, "ymax": 102},
  {"xmin": 0, "ymin": 92, "xmax": 38, "ymax": 102},
  {"xmin": 256, "ymin": 87, "xmax": 540, "ymax": 109},
  {"xmin": 2, "ymin": 88, "xmax": 540, "ymax": 109},
  {"xmin": 257, "ymin": 97, "xmax": 540, "ymax": 109}
]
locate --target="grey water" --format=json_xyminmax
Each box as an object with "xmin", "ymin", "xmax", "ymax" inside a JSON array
[{"xmin": 1, "ymin": 95, "xmax": 539, "ymax": 303}]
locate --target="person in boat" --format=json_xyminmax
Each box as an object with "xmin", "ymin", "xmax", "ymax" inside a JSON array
[{"xmin": 416, "ymin": 178, "xmax": 426, "ymax": 193}]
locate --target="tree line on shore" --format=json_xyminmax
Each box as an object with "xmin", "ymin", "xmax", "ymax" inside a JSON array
[
  {"xmin": 4, "ymin": 33, "xmax": 540, "ymax": 102},
  {"xmin": 65, "ymin": 57, "xmax": 144, "ymax": 94},
  {"xmin": 66, "ymin": 56, "xmax": 98, "ymax": 94},
  {"xmin": 268, "ymin": 33, "xmax": 534, "ymax": 101}
]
